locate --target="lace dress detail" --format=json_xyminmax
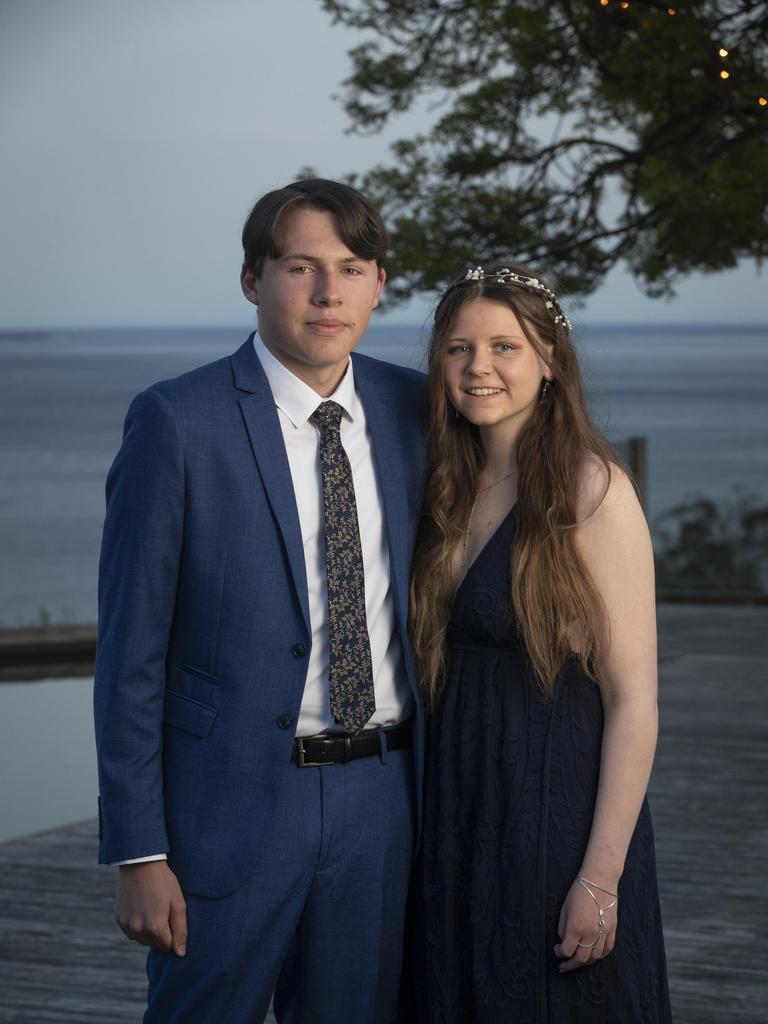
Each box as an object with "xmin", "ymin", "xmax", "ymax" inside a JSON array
[{"xmin": 419, "ymin": 507, "xmax": 672, "ymax": 1023}]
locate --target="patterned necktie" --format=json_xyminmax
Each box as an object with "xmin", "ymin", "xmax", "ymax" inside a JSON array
[{"xmin": 311, "ymin": 400, "xmax": 376, "ymax": 734}]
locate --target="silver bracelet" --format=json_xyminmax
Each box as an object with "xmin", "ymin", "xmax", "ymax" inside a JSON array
[
  {"xmin": 577, "ymin": 874, "xmax": 618, "ymax": 899},
  {"xmin": 575, "ymin": 876, "xmax": 618, "ymax": 949}
]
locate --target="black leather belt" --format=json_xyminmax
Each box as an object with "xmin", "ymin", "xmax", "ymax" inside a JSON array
[{"xmin": 291, "ymin": 720, "xmax": 412, "ymax": 767}]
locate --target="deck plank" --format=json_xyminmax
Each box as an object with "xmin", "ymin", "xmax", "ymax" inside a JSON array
[{"xmin": 1, "ymin": 604, "xmax": 766, "ymax": 1022}]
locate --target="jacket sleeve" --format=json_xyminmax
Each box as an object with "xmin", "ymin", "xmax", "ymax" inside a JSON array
[{"xmin": 93, "ymin": 386, "xmax": 184, "ymax": 864}]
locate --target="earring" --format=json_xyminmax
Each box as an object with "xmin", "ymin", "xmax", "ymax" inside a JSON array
[{"xmin": 540, "ymin": 379, "xmax": 551, "ymax": 402}]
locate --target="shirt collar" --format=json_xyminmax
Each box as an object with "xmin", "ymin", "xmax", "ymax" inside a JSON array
[{"xmin": 252, "ymin": 332, "xmax": 359, "ymax": 429}]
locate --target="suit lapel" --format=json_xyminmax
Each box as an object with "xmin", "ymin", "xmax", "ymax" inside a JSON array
[
  {"xmin": 353, "ymin": 356, "xmax": 412, "ymax": 624},
  {"xmin": 230, "ymin": 338, "xmax": 311, "ymax": 636}
]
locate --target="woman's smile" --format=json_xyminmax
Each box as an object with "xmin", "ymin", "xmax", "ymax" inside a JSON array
[{"xmin": 463, "ymin": 386, "xmax": 505, "ymax": 397}]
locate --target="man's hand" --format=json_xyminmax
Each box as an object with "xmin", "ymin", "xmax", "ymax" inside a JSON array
[{"xmin": 115, "ymin": 861, "xmax": 188, "ymax": 956}]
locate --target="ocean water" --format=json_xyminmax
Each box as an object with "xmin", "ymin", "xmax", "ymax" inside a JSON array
[{"xmin": 0, "ymin": 323, "xmax": 766, "ymax": 626}]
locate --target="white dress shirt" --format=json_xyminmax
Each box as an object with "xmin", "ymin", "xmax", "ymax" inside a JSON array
[
  {"xmin": 116, "ymin": 333, "xmax": 411, "ymax": 864},
  {"xmin": 253, "ymin": 332, "xmax": 412, "ymax": 736}
]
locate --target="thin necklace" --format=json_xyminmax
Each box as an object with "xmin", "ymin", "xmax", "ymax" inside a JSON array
[{"xmin": 462, "ymin": 471, "xmax": 516, "ymax": 567}]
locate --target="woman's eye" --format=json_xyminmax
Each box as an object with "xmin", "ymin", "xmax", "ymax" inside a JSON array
[
  {"xmin": 496, "ymin": 343, "xmax": 516, "ymax": 353},
  {"xmin": 447, "ymin": 345, "xmax": 469, "ymax": 354}
]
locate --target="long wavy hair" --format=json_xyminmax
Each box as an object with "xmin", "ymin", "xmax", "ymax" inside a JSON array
[{"xmin": 409, "ymin": 261, "xmax": 620, "ymax": 704}]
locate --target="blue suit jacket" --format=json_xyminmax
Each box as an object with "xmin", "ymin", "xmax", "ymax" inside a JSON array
[{"xmin": 94, "ymin": 336, "xmax": 427, "ymax": 897}]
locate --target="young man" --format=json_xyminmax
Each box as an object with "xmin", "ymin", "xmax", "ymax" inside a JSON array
[{"xmin": 94, "ymin": 179, "xmax": 426, "ymax": 1022}]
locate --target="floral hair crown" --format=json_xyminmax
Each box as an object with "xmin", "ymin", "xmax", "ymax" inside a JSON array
[{"xmin": 462, "ymin": 265, "xmax": 572, "ymax": 332}]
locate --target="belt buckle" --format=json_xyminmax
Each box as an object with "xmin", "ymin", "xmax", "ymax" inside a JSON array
[{"xmin": 296, "ymin": 736, "xmax": 336, "ymax": 768}]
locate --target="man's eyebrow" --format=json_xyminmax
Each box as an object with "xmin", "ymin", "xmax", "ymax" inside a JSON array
[{"xmin": 279, "ymin": 253, "xmax": 366, "ymax": 263}]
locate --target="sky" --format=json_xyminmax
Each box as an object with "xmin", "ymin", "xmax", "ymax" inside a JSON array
[{"xmin": 1, "ymin": 0, "xmax": 765, "ymax": 329}]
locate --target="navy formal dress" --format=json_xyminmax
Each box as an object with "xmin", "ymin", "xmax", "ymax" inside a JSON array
[{"xmin": 419, "ymin": 507, "xmax": 672, "ymax": 1023}]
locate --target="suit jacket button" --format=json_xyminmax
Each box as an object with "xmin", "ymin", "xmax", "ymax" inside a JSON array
[
  {"xmin": 291, "ymin": 643, "xmax": 307, "ymax": 658},
  {"xmin": 276, "ymin": 714, "xmax": 293, "ymax": 730}
]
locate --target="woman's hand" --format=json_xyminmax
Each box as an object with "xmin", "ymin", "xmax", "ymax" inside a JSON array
[{"xmin": 554, "ymin": 877, "xmax": 617, "ymax": 973}]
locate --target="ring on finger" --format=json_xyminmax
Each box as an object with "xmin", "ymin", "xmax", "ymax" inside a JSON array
[{"xmin": 576, "ymin": 919, "xmax": 604, "ymax": 949}]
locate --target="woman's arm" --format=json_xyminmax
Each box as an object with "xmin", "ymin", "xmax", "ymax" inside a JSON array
[{"xmin": 555, "ymin": 462, "xmax": 658, "ymax": 972}]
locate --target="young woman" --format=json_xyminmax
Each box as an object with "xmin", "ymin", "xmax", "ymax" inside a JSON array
[{"xmin": 409, "ymin": 263, "xmax": 672, "ymax": 1022}]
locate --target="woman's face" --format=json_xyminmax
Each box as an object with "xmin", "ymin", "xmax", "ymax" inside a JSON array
[{"xmin": 442, "ymin": 297, "xmax": 552, "ymax": 444}]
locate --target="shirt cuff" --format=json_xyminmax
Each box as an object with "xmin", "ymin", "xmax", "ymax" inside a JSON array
[{"xmin": 112, "ymin": 853, "xmax": 168, "ymax": 866}]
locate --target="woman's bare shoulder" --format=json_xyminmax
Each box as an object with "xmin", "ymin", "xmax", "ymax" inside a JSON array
[
  {"xmin": 577, "ymin": 456, "xmax": 651, "ymax": 557},
  {"xmin": 576, "ymin": 454, "xmax": 639, "ymax": 523}
]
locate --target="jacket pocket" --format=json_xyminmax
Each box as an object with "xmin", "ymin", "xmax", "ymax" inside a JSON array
[
  {"xmin": 163, "ymin": 690, "xmax": 218, "ymax": 737},
  {"xmin": 163, "ymin": 664, "xmax": 221, "ymax": 737}
]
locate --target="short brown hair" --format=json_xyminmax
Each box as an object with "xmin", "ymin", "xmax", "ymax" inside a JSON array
[{"xmin": 241, "ymin": 178, "xmax": 387, "ymax": 276}]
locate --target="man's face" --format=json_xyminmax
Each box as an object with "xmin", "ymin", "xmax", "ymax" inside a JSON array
[{"xmin": 241, "ymin": 207, "xmax": 385, "ymax": 395}]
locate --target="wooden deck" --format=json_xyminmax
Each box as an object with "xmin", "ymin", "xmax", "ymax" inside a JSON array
[
  {"xmin": 0, "ymin": 604, "xmax": 765, "ymax": 1022},
  {"xmin": 650, "ymin": 604, "xmax": 767, "ymax": 1023}
]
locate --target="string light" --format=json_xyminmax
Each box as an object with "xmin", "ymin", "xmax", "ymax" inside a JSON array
[{"xmin": 592, "ymin": 2, "xmax": 764, "ymax": 111}]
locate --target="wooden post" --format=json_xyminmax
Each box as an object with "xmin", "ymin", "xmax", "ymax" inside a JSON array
[{"xmin": 627, "ymin": 436, "xmax": 648, "ymax": 512}]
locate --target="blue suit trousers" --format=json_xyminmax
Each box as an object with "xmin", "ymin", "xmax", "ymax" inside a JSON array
[{"xmin": 144, "ymin": 744, "xmax": 415, "ymax": 1024}]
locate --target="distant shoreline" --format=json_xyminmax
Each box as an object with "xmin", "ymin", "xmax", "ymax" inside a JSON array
[
  {"xmin": 0, "ymin": 331, "xmax": 53, "ymax": 341},
  {"xmin": 1, "ymin": 322, "xmax": 768, "ymax": 338}
]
